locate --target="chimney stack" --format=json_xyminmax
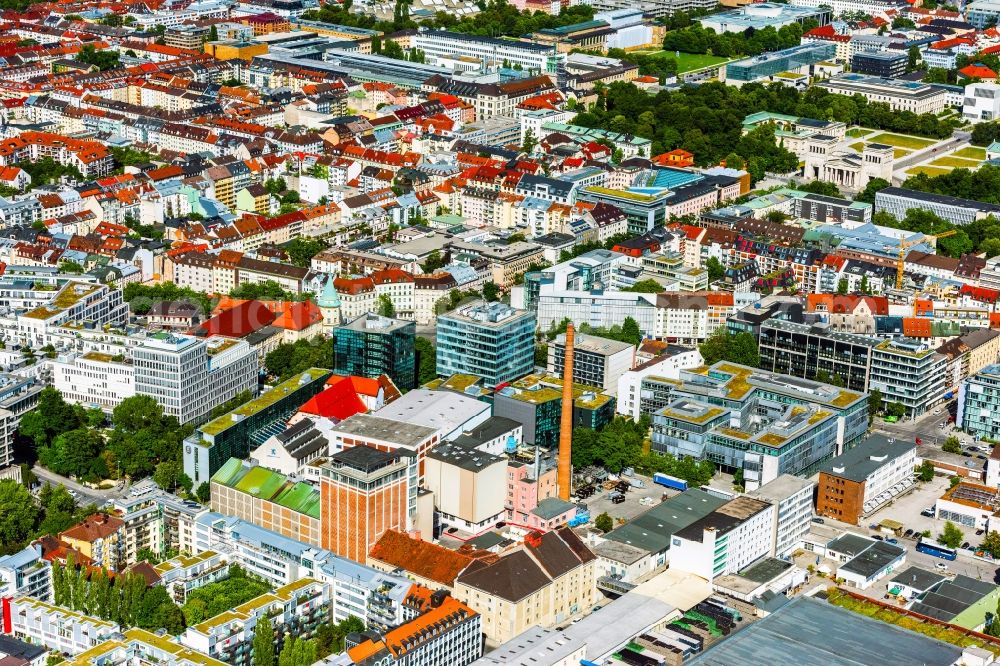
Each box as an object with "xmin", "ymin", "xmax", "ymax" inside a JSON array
[{"xmin": 558, "ymin": 324, "xmax": 574, "ymax": 501}]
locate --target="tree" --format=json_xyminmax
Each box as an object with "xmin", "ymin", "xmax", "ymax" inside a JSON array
[
  {"xmin": 939, "ymin": 520, "xmax": 964, "ymax": 548},
  {"xmin": 868, "ymin": 388, "xmax": 882, "ymax": 422},
  {"xmin": 421, "ymin": 250, "xmax": 445, "ymax": 274},
  {"xmin": 887, "ymin": 401, "xmax": 907, "ymax": 418},
  {"xmin": 796, "ymin": 180, "xmax": 842, "ymax": 197},
  {"xmin": 621, "ymin": 317, "xmax": 642, "ymax": 346},
  {"xmin": 196, "ymin": 482, "xmax": 211, "ymax": 503},
  {"xmin": 836, "ymin": 278, "xmax": 849, "ymax": 295},
  {"xmin": 982, "ymin": 530, "xmax": 1000, "ymax": 558},
  {"xmin": 75, "ymin": 44, "xmax": 120, "ymax": 71},
  {"xmin": 482, "ymin": 282, "xmax": 500, "ymax": 302},
  {"xmin": 0, "ymin": 480, "xmax": 38, "ymax": 551},
  {"xmin": 624, "ymin": 279, "xmax": 665, "ymax": 293},
  {"xmin": 59, "ymin": 260, "xmax": 85, "ymax": 274},
  {"xmin": 733, "ymin": 467, "xmax": 745, "ymax": 491},
  {"xmin": 699, "ymin": 328, "xmax": 759, "ymax": 367},
  {"xmin": 942, "ymin": 436, "xmax": 962, "ymax": 454},
  {"xmin": 917, "ymin": 460, "xmax": 935, "ymax": 482},
  {"xmin": 907, "ymin": 44, "xmax": 920, "ymax": 73},
  {"xmin": 208, "ymin": 24, "xmax": 219, "ymax": 41},
  {"xmin": 153, "ymin": 460, "xmax": 184, "ymax": 491},
  {"xmin": 414, "ymin": 337, "xmax": 437, "ymax": 385},
  {"xmin": 285, "ymin": 238, "xmax": 325, "ymax": 268},
  {"xmin": 522, "ymin": 128, "xmax": 538, "ymax": 154},
  {"xmin": 377, "ymin": 294, "xmax": 395, "ymax": 318},
  {"xmin": 705, "ymin": 256, "xmax": 724, "ymax": 283},
  {"xmin": 855, "ymin": 178, "xmax": 890, "ymax": 205},
  {"xmin": 253, "ymin": 615, "xmax": 276, "ymax": 666},
  {"xmin": 594, "ymin": 512, "xmax": 614, "ymax": 533}
]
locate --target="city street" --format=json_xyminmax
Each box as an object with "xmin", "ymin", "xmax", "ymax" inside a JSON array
[{"xmin": 32, "ymin": 464, "xmax": 128, "ymax": 508}]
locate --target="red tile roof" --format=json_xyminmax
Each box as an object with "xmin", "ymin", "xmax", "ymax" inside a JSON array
[{"xmin": 197, "ymin": 300, "xmax": 276, "ymax": 338}]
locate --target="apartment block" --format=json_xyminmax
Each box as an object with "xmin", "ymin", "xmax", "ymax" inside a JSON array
[
  {"xmin": 2, "ymin": 597, "xmax": 119, "ymax": 656},
  {"xmin": 60, "ymin": 514, "xmax": 125, "ymax": 572},
  {"xmin": 179, "ymin": 579, "xmax": 330, "ymax": 666},
  {"xmin": 748, "ymin": 474, "xmax": 816, "ymax": 558},
  {"xmin": 331, "ymin": 589, "xmax": 482, "ymax": 666},
  {"xmin": 0, "ymin": 545, "xmax": 51, "ymax": 602},
  {"xmin": 65, "ymin": 629, "xmax": 229, "ymax": 666},
  {"xmin": 959, "ymin": 365, "xmax": 1000, "ymax": 440},
  {"xmin": 153, "ymin": 551, "xmax": 230, "ymax": 605}
]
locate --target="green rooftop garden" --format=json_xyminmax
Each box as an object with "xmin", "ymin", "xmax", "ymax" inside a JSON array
[{"xmin": 200, "ymin": 368, "xmax": 329, "ymax": 436}]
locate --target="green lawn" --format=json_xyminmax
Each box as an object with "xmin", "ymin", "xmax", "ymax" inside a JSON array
[
  {"xmin": 849, "ymin": 142, "xmax": 864, "ymax": 152},
  {"xmin": 846, "ymin": 128, "xmax": 872, "ymax": 138},
  {"xmin": 869, "ymin": 133, "xmax": 937, "ymax": 150},
  {"xmin": 953, "ymin": 146, "xmax": 987, "ymax": 159},
  {"xmin": 645, "ymin": 51, "xmax": 736, "ymax": 73},
  {"xmin": 907, "ymin": 166, "xmax": 951, "ymax": 177},
  {"xmin": 929, "ymin": 156, "xmax": 983, "ymax": 169}
]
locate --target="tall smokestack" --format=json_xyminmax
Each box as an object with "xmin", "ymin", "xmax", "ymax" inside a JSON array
[{"xmin": 558, "ymin": 324, "xmax": 574, "ymax": 501}]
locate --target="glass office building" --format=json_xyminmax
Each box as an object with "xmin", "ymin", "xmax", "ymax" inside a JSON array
[
  {"xmin": 726, "ymin": 42, "xmax": 836, "ymax": 83},
  {"xmin": 436, "ymin": 300, "xmax": 536, "ymax": 386},
  {"xmin": 334, "ymin": 313, "xmax": 416, "ymax": 391}
]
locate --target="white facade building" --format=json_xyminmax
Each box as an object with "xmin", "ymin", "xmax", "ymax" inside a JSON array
[
  {"xmin": 963, "ymin": 83, "xmax": 1000, "ymax": 123},
  {"xmin": 669, "ymin": 496, "xmax": 775, "ymax": 581},
  {"xmin": 5, "ymin": 597, "xmax": 119, "ymax": 656},
  {"xmin": 749, "ymin": 474, "xmax": 816, "ymax": 558}
]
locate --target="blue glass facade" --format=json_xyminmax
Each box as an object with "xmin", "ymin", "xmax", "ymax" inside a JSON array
[{"xmin": 436, "ymin": 301, "xmax": 536, "ymax": 386}]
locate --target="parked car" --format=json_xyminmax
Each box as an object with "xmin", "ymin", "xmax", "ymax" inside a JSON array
[
  {"xmin": 936, "ymin": 562, "xmax": 949, "ymax": 572},
  {"xmin": 904, "ymin": 528, "xmax": 914, "ymax": 538},
  {"xmin": 969, "ymin": 446, "xmax": 981, "ymax": 453},
  {"xmin": 977, "ymin": 529, "xmax": 986, "ymax": 536},
  {"xmin": 886, "ymin": 538, "xmax": 898, "ymax": 545},
  {"xmin": 921, "ymin": 508, "xmax": 935, "ymax": 517},
  {"xmin": 872, "ymin": 534, "xmax": 884, "ymax": 541},
  {"xmin": 812, "ymin": 517, "xmax": 825, "ymax": 524},
  {"xmin": 962, "ymin": 542, "xmax": 971, "ymax": 550}
]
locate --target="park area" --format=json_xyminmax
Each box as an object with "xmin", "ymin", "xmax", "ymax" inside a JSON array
[
  {"xmin": 867, "ymin": 133, "xmax": 937, "ymax": 150},
  {"xmin": 630, "ymin": 50, "xmax": 735, "ymax": 73}
]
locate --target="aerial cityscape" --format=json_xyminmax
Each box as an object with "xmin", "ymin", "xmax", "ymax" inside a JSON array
[{"xmin": 5, "ymin": 0, "xmax": 1000, "ymax": 663}]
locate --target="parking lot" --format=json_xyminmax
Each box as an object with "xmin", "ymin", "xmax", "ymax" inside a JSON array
[
  {"xmin": 864, "ymin": 474, "xmax": 951, "ymax": 537},
  {"xmin": 579, "ymin": 473, "xmax": 679, "ymax": 524}
]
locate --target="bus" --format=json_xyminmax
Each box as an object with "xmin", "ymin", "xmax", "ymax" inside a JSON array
[{"xmin": 916, "ymin": 537, "xmax": 958, "ymax": 561}]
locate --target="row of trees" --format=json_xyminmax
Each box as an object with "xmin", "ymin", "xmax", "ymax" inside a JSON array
[
  {"xmin": 53, "ymin": 556, "xmax": 185, "ymax": 633},
  {"xmin": 265, "ymin": 338, "xmax": 335, "ymax": 382},
  {"xmin": 661, "ymin": 22, "xmax": 811, "ymax": 58},
  {"xmin": 254, "ymin": 615, "xmax": 365, "ymax": 666},
  {"xmin": 871, "ymin": 206, "xmax": 1000, "ymax": 259}
]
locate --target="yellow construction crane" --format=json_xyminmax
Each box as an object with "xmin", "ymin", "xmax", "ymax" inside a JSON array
[{"xmin": 896, "ymin": 230, "xmax": 957, "ymax": 289}]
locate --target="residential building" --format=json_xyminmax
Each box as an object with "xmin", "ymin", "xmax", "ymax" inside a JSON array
[
  {"xmin": 615, "ymin": 346, "xmax": 704, "ymax": 419},
  {"xmin": 669, "ymin": 496, "xmax": 775, "ymax": 581},
  {"xmin": 453, "ymin": 528, "xmax": 597, "ymax": 648},
  {"xmin": 334, "ymin": 313, "xmax": 416, "ymax": 392},
  {"xmin": 63, "ymin": 629, "xmax": 229, "ymax": 666},
  {"xmin": 179, "ymin": 579, "xmax": 330, "ymax": 666},
  {"xmin": 2, "ymin": 597, "xmax": 119, "ymax": 656},
  {"xmin": 815, "ymin": 434, "xmax": 917, "ymax": 524},
  {"xmin": 190, "ymin": 513, "xmax": 413, "ymax": 628},
  {"xmin": 436, "ymin": 301, "xmax": 535, "ymax": 386},
  {"xmin": 969, "ymin": 0, "xmax": 1000, "ymax": 28},
  {"xmin": 329, "ymin": 590, "xmax": 482, "ymax": 666},
  {"xmin": 547, "ymin": 332, "xmax": 634, "ymax": 393},
  {"xmin": 184, "ymin": 368, "xmax": 332, "ymax": 488},
  {"xmin": 59, "ymin": 514, "xmax": 125, "ymax": 572},
  {"xmin": 0, "ymin": 545, "xmax": 51, "ymax": 602},
  {"xmin": 153, "ymin": 551, "xmax": 230, "ymax": 605}
]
